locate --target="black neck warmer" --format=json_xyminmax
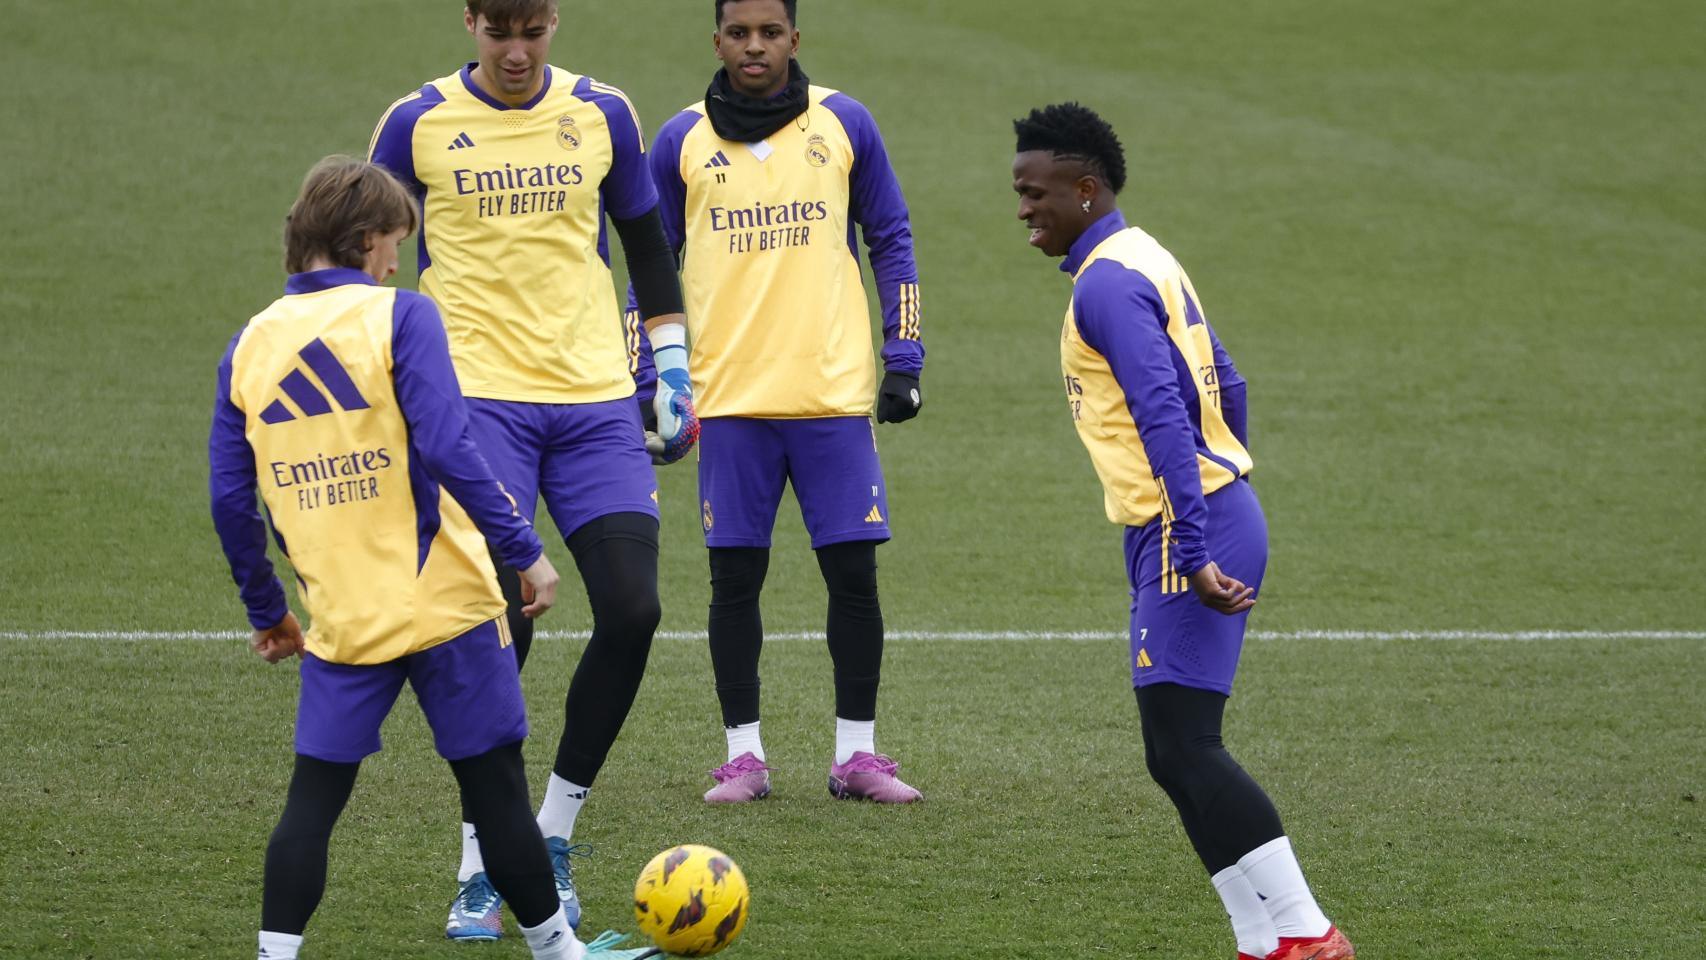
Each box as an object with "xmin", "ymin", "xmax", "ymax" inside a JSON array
[{"xmin": 705, "ymin": 60, "xmax": 811, "ymax": 143}]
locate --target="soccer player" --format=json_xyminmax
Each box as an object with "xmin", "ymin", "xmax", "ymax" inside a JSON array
[
  {"xmin": 366, "ymin": 0, "xmax": 696, "ymax": 938},
  {"xmin": 1010, "ymin": 104, "xmax": 1356, "ymax": 960},
  {"xmin": 637, "ymin": 0, "xmax": 925, "ymax": 804},
  {"xmin": 209, "ymin": 157, "xmax": 651, "ymax": 960}
]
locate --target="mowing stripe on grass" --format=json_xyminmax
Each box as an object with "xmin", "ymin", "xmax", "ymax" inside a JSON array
[{"xmin": 2, "ymin": 629, "xmax": 1702, "ymax": 642}]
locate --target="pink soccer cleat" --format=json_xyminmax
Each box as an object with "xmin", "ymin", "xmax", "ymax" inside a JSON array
[
  {"xmin": 703, "ymin": 751, "xmax": 772, "ymax": 804},
  {"xmin": 827, "ymin": 751, "xmax": 923, "ymax": 803}
]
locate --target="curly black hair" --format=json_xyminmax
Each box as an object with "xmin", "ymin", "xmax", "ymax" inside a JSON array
[
  {"xmin": 716, "ymin": 0, "xmax": 796, "ymax": 25},
  {"xmin": 1013, "ymin": 102, "xmax": 1127, "ymax": 195}
]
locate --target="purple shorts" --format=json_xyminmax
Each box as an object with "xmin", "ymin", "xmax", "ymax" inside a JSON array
[
  {"xmin": 294, "ymin": 619, "xmax": 528, "ymax": 762},
  {"xmin": 1125, "ymin": 479, "xmax": 1268, "ymax": 695},
  {"xmin": 466, "ymin": 397, "xmax": 658, "ymax": 540},
  {"xmin": 698, "ymin": 416, "xmax": 891, "ymax": 549}
]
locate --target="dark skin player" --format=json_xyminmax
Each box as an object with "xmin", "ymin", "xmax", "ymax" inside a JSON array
[
  {"xmin": 1010, "ymin": 148, "xmax": 1254, "ymax": 615},
  {"xmin": 714, "ymin": 0, "xmax": 799, "ymax": 99}
]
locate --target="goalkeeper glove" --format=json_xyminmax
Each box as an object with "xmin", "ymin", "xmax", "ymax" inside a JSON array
[
  {"xmin": 876, "ymin": 370, "xmax": 922, "ymax": 424},
  {"xmin": 646, "ymin": 322, "xmax": 699, "ymax": 464}
]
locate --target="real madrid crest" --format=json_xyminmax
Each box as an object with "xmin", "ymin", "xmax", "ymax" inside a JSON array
[
  {"xmin": 702, "ymin": 500, "xmax": 715, "ymax": 532},
  {"xmin": 804, "ymin": 133, "xmax": 830, "ymax": 167},
  {"xmin": 557, "ymin": 115, "xmax": 582, "ymax": 151}
]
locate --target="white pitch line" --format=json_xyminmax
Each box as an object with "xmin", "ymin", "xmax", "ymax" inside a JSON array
[{"xmin": 1, "ymin": 629, "xmax": 1702, "ymax": 642}]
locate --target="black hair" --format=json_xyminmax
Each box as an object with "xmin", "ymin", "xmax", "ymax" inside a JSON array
[
  {"xmin": 715, "ymin": 0, "xmax": 796, "ymax": 26},
  {"xmin": 1013, "ymin": 102, "xmax": 1127, "ymax": 195}
]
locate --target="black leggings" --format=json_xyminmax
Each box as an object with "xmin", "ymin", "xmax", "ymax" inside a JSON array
[
  {"xmin": 707, "ymin": 540, "xmax": 885, "ymax": 726},
  {"xmin": 262, "ymin": 743, "xmax": 559, "ymax": 936},
  {"xmin": 552, "ymin": 512, "xmax": 661, "ymax": 785},
  {"xmin": 1135, "ymin": 683, "xmax": 1286, "ymax": 875},
  {"xmin": 484, "ymin": 512, "xmax": 659, "ymax": 794}
]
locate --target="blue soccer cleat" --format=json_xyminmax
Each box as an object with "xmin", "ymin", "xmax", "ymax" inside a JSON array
[
  {"xmin": 546, "ymin": 836, "xmax": 592, "ymax": 930},
  {"xmin": 446, "ymin": 871, "xmax": 505, "ymax": 941}
]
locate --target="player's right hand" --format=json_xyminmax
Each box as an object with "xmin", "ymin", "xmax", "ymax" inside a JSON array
[
  {"xmin": 1187, "ymin": 561, "xmax": 1256, "ymax": 615},
  {"xmin": 519, "ymin": 554, "xmax": 560, "ymax": 618},
  {"xmin": 251, "ymin": 612, "xmax": 305, "ymax": 663},
  {"xmin": 649, "ymin": 368, "xmax": 700, "ymax": 464}
]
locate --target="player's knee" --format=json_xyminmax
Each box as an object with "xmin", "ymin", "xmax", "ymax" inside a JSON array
[
  {"xmin": 268, "ymin": 810, "xmax": 337, "ymax": 849},
  {"xmin": 1142, "ymin": 739, "xmax": 1176, "ymax": 790},
  {"xmin": 1143, "ymin": 730, "xmax": 1200, "ymax": 791},
  {"xmin": 710, "ymin": 547, "xmax": 770, "ymax": 605},
  {"xmin": 601, "ymin": 588, "xmax": 661, "ymax": 638},
  {"xmin": 451, "ymin": 743, "xmax": 530, "ymax": 814},
  {"xmin": 815, "ymin": 541, "xmax": 878, "ymax": 602},
  {"xmin": 267, "ymin": 825, "xmax": 329, "ymax": 852}
]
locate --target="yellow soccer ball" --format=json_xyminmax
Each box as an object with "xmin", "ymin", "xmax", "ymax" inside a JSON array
[{"xmin": 632, "ymin": 844, "xmax": 749, "ymax": 957}]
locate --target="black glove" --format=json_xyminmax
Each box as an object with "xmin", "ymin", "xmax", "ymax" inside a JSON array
[{"xmin": 876, "ymin": 371, "xmax": 922, "ymax": 424}]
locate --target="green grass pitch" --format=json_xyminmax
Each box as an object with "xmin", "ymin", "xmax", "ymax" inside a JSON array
[{"xmin": 2, "ymin": 0, "xmax": 1703, "ymax": 957}]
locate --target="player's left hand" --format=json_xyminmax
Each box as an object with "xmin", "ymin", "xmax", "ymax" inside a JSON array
[
  {"xmin": 648, "ymin": 368, "xmax": 700, "ymax": 465},
  {"xmin": 876, "ymin": 370, "xmax": 922, "ymax": 424},
  {"xmin": 1187, "ymin": 561, "xmax": 1256, "ymax": 615},
  {"xmin": 251, "ymin": 611, "xmax": 305, "ymax": 663}
]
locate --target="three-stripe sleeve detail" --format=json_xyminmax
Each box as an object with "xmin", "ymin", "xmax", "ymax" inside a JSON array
[
  {"xmin": 898, "ymin": 282, "xmax": 921, "ymax": 341},
  {"xmin": 1157, "ymin": 476, "xmax": 1184, "ymax": 595}
]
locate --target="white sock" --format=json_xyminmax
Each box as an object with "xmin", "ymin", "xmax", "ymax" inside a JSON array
[
  {"xmin": 1211, "ymin": 865, "xmax": 1281, "ymax": 957},
  {"xmin": 834, "ymin": 717, "xmax": 876, "ymax": 765},
  {"xmin": 1237, "ymin": 836, "xmax": 1332, "ymax": 938},
  {"xmin": 725, "ymin": 721, "xmax": 765, "ymax": 762},
  {"xmin": 458, "ymin": 821, "xmax": 485, "ymax": 882},
  {"xmin": 520, "ymin": 906, "xmax": 584, "ymax": 960},
  {"xmin": 536, "ymin": 774, "xmax": 589, "ymax": 841},
  {"xmin": 257, "ymin": 930, "xmax": 303, "ymax": 960}
]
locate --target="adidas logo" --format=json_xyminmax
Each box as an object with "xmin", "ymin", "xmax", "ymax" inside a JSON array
[
  {"xmin": 259, "ymin": 338, "xmax": 372, "ymax": 425},
  {"xmin": 1135, "ymin": 648, "xmax": 1154, "ymax": 669},
  {"xmin": 703, "ymin": 150, "xmax": 732, "ymax": 168},
  {"xmin": 864, "ymin": 505, "xmax": 885, "ymax": 524},
  {"xmin": 448, "ymin": 131, "xmax": 476, "ymax": 150}
]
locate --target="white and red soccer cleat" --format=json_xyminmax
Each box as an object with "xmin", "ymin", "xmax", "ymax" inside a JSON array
[{"xmin": 1265, "ymin": 925, "xmax": 1355, "ymax": 960}]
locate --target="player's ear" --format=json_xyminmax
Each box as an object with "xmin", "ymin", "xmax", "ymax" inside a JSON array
[
  {"xmin": 1076, "ymin": 174, "xmax": 1097, "ymax": 208},
  {"xmin": 464, "ymin": 7, "xmax": 477, "ymax": 35}
]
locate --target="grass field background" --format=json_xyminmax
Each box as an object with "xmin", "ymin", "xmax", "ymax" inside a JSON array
[{"xmin": 2, "ymin": 0, "xmax": 1703, "ymax": 957}]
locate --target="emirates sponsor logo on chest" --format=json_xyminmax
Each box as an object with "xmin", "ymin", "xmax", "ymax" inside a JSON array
[
  {"xmin": 707, "ymin": 199, "xmax": 830, "ymax": 255},
  {"xmin": 451, "ymin": 161, "xmax": 586, "ymax": 219}
]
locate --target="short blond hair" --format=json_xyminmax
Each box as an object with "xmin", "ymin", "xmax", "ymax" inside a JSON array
[{"xmin": 283, "ymin": 156, "xmax": 419, "ymax": 274}]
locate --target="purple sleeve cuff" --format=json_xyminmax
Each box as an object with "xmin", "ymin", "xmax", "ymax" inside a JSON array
[
  {"xmin": 391, "ymin": 293, "xmax": 544, "ymax": 570},
  {"xmin": 1074, "ymin": 260, "xmax": 1210, "ymax": 574},
  {"xmin": 823, "ymin": 93, "xmax": 924, "ymax": 373},
  {"xmin": 208, "ymin": 333, "xmax": 290, "ymax": 628}
]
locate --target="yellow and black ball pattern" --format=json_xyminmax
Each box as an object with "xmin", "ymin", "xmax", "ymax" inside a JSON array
[{"xmin": 633, "ymin": 844, "xmax": 749, "ymax": 957}]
